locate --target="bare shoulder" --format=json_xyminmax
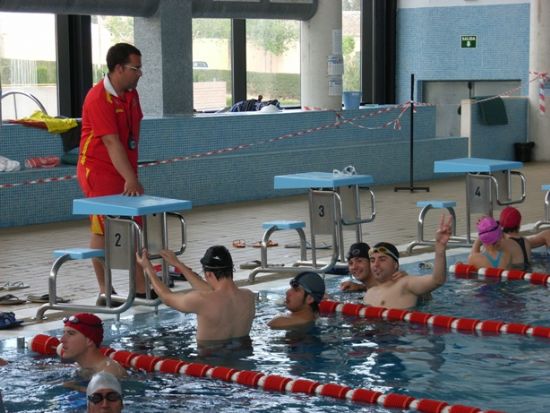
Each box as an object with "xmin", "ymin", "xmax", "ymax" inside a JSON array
[{"xmin": 101, "ymin": 358, "xmax": 128, "ymax": 378}]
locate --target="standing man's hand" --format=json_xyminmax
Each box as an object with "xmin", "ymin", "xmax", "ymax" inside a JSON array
[{"xmin": 123, "ymin": 178, "xmax": 144, "ymax": 196}]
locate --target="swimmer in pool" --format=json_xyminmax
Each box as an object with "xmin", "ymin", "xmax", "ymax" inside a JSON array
[
  {"xmin": 136, "ymin": 245, "xmax": 256, "ymax": 346},
  {"xmin": 363, "ymin": 214, "xmax": 453, "ymax": 309},
  {"xmin": 340, "ymin": 242, "xmax": 408, "ymax": 292},
  {"xmin": 468, "ymin": 216, "xmax": 512, "ymax": 269},
  {"xmin": 499, "ymin": 206, "xmax": 550, "ymax": 269},
  {"xmin": 61, "ymin": 313, "xmax": 127, "ymax": 379},
  {"xmin": 86, "ymin": 371, "xmax": 123, "ymax": 413},
  {"xmin": 268, "ymin": 271, "xmax": 325, "ymax": 329}
]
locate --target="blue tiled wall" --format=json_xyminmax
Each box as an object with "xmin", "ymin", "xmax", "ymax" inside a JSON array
[
  {"xmin": 0, "ymin": 107, "xmax": 467, "ymax": 227},
  {"xmin": 396, "ymin": 4, "xmax": 530, "ymax": 103}
]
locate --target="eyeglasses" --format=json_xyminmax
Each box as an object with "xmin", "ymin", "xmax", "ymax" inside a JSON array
[
  {"xmin": 125, "ymin": 64, "xmax": 143, "ymax": 74},
  {"xmin": 368, "ymin": 246, "xmax": 399, "ymax": 263},
  {"xmin": 63, "ymin": 315, "xmax": 103, "ymax": 328},
  {"xmin": 87, "ymin": 391, "xmax": 122, "ymax": 404}
]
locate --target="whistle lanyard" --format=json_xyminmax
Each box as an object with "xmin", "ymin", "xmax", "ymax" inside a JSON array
[{"xmin": 121, "ymin": 94, "xmax": 136, "ymax": 150}]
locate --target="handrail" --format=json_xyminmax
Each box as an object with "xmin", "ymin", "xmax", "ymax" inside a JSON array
[{"xmin": 1, "ymin": 90, "xmax": 48, "ymax": 117}]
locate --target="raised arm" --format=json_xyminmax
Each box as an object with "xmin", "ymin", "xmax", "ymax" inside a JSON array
[
  {"xmin": 159, "ymin": 249, "xmax": 212, "ymax": 291},
  {"xmin": 406, "ymin": 214, "xmax": 451, "ymax": 296},
  {"xmin": 135, "ymin": 248, "xmax": 204, "ymax": 313}
]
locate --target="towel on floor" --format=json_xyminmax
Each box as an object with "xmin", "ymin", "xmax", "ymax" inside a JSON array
[{"xmin": 0, "ymin": 155, "xmax": 21, "ymax": 172}]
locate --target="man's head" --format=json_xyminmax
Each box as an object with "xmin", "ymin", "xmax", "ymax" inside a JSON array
[
  {"xmin": 106, "ymin": 43, "xmax": 142, "ymax": 91},
  {"xmin": 347, "ymin": 242, "xmax": 371, "ymax": 283},
  {"xmin": 477, "ymin": 216, "xmax": 502, "ymax": 245},
  {"xmin": 499, "ymin": 206, "xmax": 522, "ymax": 233},
  {"xmin": 286, "ymin": 271, "xmax": 325, "ymax": 313},
  {"xmin": 87, "ymin": 371, "xmax": 123, "ymax": 413},
  {"xmin": 61, "ymin": 313, "xmax": 104, "ymax": 360},
  {"xmin": 200, "ymin": 245, "xmax": 234, "ymax": 280},
  {"xmin": 368, "ymin": 242, "xmax": 400, "ymax": 282}
]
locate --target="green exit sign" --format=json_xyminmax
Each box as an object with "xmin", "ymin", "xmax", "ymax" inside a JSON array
[{"xmin": 461, "ymin": 35, "xmax": 477, "ymax": 48}]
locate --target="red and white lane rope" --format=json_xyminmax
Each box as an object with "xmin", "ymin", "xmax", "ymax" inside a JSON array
[
  {"xmin": 318, "ymin": 300, "xmax": 550, "ymax": 339},
  {"xmin": 450, "ymin": 263, "xmax": 550, "ymax": 287},
  {"xmin": 29, "ymin": 334, "xmax": 503, "ymax": 413}
]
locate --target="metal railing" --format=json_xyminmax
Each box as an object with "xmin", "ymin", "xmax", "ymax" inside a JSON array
[{"xmin": 1, "ymin": 90, "xmax": 48, "ymax": 118}]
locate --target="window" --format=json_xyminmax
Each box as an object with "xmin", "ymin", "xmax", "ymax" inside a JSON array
[
  {"xmin": 192, "ymin": 18, "xmax": 232, "ymax": 111},
  {"xmin": 246, "ymin": 19, "xmax": 300, "ymax": 106},
  {"xmin": 91, "ymin": 15, "xmax": 134, "ymax": 83},
  {"xmin": 0, "ymin": 12, "xmax": 57, "ymax": 119},
  {"xmin": 342, "ymin": 0, "xmax": 361, "ymax": 92}
]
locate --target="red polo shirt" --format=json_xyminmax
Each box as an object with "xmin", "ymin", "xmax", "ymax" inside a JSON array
[{"xmin": 77, "ymin": 77, "xmax": 143, "ymax": 197}]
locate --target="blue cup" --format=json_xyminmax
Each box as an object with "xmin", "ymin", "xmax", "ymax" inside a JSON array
[{"xmin": 342, "ymin": 91, "xmax": 361, "ymax": 110}]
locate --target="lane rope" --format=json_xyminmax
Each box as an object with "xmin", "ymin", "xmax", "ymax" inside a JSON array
[
  {"xmin": 450, "ymin": 263, "xmax": 550, "ymax": 287},
  {"xmin": 318, "ymin": 300, "xmax": 550, "ymax": 340},
  {"xmin": 28, "ymin": 333, "xmax": 504, "ymax": 413}
]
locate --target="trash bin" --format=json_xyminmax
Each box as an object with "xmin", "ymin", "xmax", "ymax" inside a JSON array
[
  {"xmin": 342, "ymin": 91, "xmax": 361, "ymax": 110},
  {"xmin": 514, "ymin": 142, "xmax": 535, "ymax": 162}
]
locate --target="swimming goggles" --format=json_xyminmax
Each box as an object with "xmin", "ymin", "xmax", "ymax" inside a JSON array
[
  {"xmin": 87, "ymin": 391, "xmax": 122, "ymax": 404},
  {"xmin": 63, "ymin": 315, "xmax": 103, "ymax": 328},
  {"xmin": 332, "ymin": 165, "xmax": 357, "ymax": 176},
  {"xmin": 368, "ymin": 246, "xmax": 399, "ymax": 263}
]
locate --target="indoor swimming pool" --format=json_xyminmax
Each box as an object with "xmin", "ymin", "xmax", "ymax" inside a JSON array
[{"xmin": 1, "ymin": 248, "xmax": 550, "ymax": 412}]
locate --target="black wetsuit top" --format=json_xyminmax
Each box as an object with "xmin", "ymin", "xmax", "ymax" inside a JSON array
[{"xmin": 510, "ymin": 236, "xmax": 529, "ymax": 269}]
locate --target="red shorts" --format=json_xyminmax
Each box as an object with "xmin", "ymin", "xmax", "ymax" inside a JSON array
[{"xmin": 78, "ymin": 167, "xmax": 141, "ymax": 235}]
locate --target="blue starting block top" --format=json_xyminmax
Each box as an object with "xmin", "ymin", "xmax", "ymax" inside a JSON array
[
  {"xmin": 274, "ymin": 172, "xmax": 374, "ymax": 189},
  {"xmin": 73, "ymin": 195, "xmax": 192, "ymax": 216},
  {"xmin": 434, "ymin": 157, "xmax": 523, "ymax": 173},
  {"xmin": 542, "ymin": 185, "xmax": 550, "ymax": 191}
]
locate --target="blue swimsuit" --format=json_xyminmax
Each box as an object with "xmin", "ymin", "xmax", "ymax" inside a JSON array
[{"xmin": 482, "ymin": 250, "xmax": 503, "ymax": 268}]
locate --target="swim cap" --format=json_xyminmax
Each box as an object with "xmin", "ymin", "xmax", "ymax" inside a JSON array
[
  {"xmin": 347, "ymin": 242, "xmax": 370, "ymax": 260},
  {"xmin": 291, "ymin": 272, "xmax": 325, "ymax": 303},
  {"xmin": 477, "ymin": 216, "xmax": 502, "ymax": 245},
  {"xmin": 86, "ymin": 371, "xmax": 122, "ymax": 396},
  {"xmin": 499, "ymin": 206, "xmax": 521, "ymax": 230},
  {"xmin": 370, "ymin": 242, "xmax": 399, "ymax": 263},
  {"xmin": 63, "ymin": 313, "xmax": 103, "ymax": 348},
  {"xmin": 200, "ymin": 245, "xmax": 233, "ymax": 270}
]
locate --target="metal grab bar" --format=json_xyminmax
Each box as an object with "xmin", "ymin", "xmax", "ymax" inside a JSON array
[
  {"xmin": 1, "ymin": 90, "xmax": 48, "ymax": 117},
  {"xmin": 340, "ymin": 187, "xmax": 376, "ymax": 226}
]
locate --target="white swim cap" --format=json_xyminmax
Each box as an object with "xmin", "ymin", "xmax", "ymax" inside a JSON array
[{"xmin": 86, "ymin": 371, "xmax": 122, "ymax": 396}]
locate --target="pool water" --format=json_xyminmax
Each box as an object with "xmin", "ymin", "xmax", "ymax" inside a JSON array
[{"xmin": 2, "ymin": 249, "xmax": 550, "ymax": 412}]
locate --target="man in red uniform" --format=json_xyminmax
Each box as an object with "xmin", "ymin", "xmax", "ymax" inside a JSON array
[{"xmin": 77, "ymin": 42, "xmax": 149, "ymax": 299}]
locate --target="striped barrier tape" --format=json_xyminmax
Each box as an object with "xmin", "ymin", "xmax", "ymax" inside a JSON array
[
  {"xmin": 450, "ymin": 263, "xmax": 550, "ymax": 286},
  {"xmin": 0, "ymin": 103, "xmax": 406, "ymax": 190},
  {"xmin": 28, "ymin": 333, "xmax": 504, "ymax": 413}
]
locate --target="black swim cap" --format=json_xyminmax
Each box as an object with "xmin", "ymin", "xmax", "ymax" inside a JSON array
[{"xmin": 200, "ymin": 245, "xmax": 233, "ymax": 270}]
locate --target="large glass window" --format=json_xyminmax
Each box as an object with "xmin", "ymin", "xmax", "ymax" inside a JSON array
[
  {"xmin": 192, "ymin": 18, "xmax": 232, "ymax": 111},
  {"xmin": 342, "ymin": 0, "xmax": 361, "ymax": 92},
  {"xmin": 91, "ymin": 15, "xmax": 134, "ymax": 83},
  {"xmin": 246, "ymin": 19, "xmax": 300, "ymax": 106},
  {"xmin": 0, "ymin": 12, "xmax": 57, "ymax": 119}
]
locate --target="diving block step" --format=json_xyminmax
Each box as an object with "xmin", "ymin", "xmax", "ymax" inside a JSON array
[{"xmin": 53, "ymin": 248, "xmax": 104, "ymax": 259}]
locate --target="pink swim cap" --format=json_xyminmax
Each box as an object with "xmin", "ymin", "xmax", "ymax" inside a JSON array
[{"xmin": 477, "ymin": 216, "xmax": 502, "ymax": 245}]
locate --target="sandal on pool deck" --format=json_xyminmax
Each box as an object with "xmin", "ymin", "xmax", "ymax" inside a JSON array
[
  {"xmin": 232, "ymin": 239, "xmax": 246, "ymax": 248},
  {"xmin": 0, "ymin": 281, "xmax": 30, "ymax": 291},
  {"xmin": 27, "ymin": 294, "xmax": 70, "ymax": 304},
  {"xmin": 252, "ymin": 240, "xmax": 279, "ymax": 248},
  {"xmin": 0, "ymin": 294, "xmax": 26, "ymax": 305}
]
